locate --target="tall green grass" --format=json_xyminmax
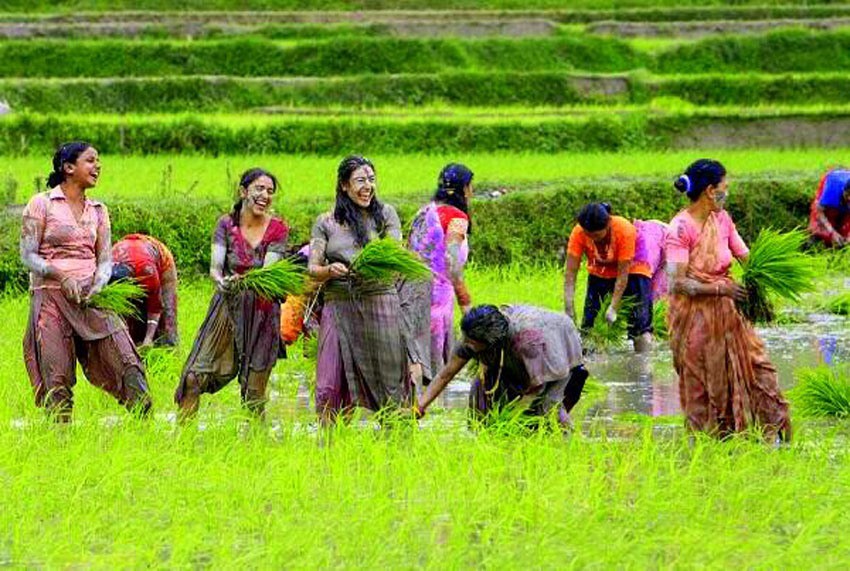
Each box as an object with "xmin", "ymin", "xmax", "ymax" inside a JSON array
[
  {"xmin": 790, "ymin": 366, "xmax": 850, "ymax": 418},
  {"xmin": 0, "ymin": 274, "xmax": 849, "ymax": 566}
]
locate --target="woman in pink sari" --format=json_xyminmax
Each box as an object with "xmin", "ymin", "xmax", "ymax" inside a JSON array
[
  {"xmin": 403, "ymin": 163, "xmax": 474, "ymax": 389},
  {"xmin": 666, "ymin": 159, "xmax": 791, "ymax": 442}
]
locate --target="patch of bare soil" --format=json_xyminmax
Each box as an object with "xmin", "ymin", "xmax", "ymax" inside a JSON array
[
  {"xmin": 587, "ymin": 18, "xmax": 850, "ymax": 39},
  {"xmin": 669, "ymin": 117, "xmax": 850, "ymax": 148}
]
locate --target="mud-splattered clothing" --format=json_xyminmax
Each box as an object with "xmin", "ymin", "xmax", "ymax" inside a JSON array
[{"xmin": 666, "ymin": 209, "xmax": 791, "ymax": 438}]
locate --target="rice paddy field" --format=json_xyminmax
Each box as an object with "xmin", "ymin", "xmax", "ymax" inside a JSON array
[{"xmin": 3, "ymin": 1, "xmax": 850, "ymax": 568}]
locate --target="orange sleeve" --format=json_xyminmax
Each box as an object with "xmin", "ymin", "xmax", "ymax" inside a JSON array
[
  {"xmin": 615, "ymin": 219, "xmax": 636, "ymax": 262},
  {"xmin": 566, "ymin": 225, "xmax": 586, "ymax": 259},
  {"xmin": 280, "ymin": 295, "xmax": 306, "ymax": 345}
]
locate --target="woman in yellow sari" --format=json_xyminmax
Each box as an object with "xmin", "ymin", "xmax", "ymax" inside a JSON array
[{"xmin": 666, "ymin": 159, "xmax": 791, "ymax": 442}]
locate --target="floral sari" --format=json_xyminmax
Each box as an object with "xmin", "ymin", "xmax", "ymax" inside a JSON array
[{"xmin": 666, "ymin": 210, "xmax": 791, "ymax": 439}]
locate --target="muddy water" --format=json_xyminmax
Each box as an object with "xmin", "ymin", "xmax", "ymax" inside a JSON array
[
  {"xmin": 580, "ymin": 313, "xmax": 850, "ymax": 421},
  {"xmin": 286, "ymin": 313, "xmax": 849, "ymax": 422}
]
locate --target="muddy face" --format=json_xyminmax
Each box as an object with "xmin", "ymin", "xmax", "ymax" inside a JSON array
[
  {"xmin": 708, "ymin": 177, "xmax": 729, "ymax": 212},
  {"xmin": 343, "ymin": 165, "xmax": 376, "ymax": 208},
  {"xmin": 240, "ymin": 175, "xmax": 276, "ymax": 216},
  {"xmin": 64, "ymin": 147, "xmax": 100, "ymax": 189}
]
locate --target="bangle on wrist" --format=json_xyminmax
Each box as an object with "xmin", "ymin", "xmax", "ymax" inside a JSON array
[{"xmin": 147, "ymin": 319, "xmax": 158, "ymax": 325}]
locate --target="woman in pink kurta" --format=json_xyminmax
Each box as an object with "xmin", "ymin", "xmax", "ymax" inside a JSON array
[
  {"xmin": 20, "ymin": 142, "xmax": 150, "ymax": 421},
  {"xmin": 666, "ymin": 159, "xmax": 790, "ymax": 441}
]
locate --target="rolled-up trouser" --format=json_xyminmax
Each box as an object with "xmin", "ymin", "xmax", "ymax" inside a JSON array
[{"xmin": 24, "ymin": 289, "xmax": 150, "ymax": 414}]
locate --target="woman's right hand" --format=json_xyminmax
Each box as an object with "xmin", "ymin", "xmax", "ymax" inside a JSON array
[
  {"xmin": 326, "ymin": 263, "xmax": 349, "ymax": 278},
  {"xmin": 60, "ymin": 275, "xmax": 83, "ymax": 304}
]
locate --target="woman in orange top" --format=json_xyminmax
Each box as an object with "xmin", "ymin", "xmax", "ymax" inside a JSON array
[{"xmin": 563, "ymin": 203, "xmax": 654, "ymax": 352}]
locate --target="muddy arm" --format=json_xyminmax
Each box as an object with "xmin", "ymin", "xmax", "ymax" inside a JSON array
[
  {"xmin": 563, "ymin": 254, "xmax": 581, "ymax": 319},
  {"xmin": 19, "ymin": 216, "xmax": 56, "ymax": 279},
  {"xmin": 417, "ymin": 354, "xmax": 469, "ymax": 414}
]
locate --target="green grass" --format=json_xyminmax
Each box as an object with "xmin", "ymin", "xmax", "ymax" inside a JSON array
[
  {"xmin": 822, "ymin": 291, "xmax": 850, "ymax": 316},
  {"xmin": 0, "ymin": 267, "xmax": 848, "ymax": 566},
  {"xmin": 790, "ymin": 366, "xmax": 850, "ymax": 418},
  {"xmin": 1, "ymin": 148, "xmax": 845, "ymax": 205}
]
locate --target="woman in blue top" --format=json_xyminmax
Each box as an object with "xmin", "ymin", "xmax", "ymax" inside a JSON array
[{"xmin": 809, "ymin": 168, "xmax": 850, "ymax": 248}]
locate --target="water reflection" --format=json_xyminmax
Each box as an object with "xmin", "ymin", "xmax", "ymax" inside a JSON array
[
  {"xmin": 285, "ymin": 314, "xmax": 848, "ymax": 421},
  {"xmin": 586, "ymin": 315, "xmax": 850, "ymax": 418}
]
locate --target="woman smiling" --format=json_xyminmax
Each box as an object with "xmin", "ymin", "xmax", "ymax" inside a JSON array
[{"xmin": 308, "ymin": 155, "xmax": 408, "ymax": 425}]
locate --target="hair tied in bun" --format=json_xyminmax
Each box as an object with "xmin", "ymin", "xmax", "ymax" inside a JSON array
[{"xmin": 675, "ymin": 174, "xmax": 691, "ymax": 194}]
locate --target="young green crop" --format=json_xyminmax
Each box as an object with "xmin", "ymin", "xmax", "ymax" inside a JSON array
[
  {"xmin": 583, "ymin": 294, "xmax": 635, "ymax": 351},
  {"xmin": 739, "ymin": 228, "xmax": 814, "ymax": 323},
  {"xmin": 350, "ymin": 237, "xmax": 431, "ymax": 284},
  {"xmin": 823, "ymin": 291, "xmax": 850, "ymax": 316},
  {"xmin": 86, "ymin": 279, "xmax": 147, "ymax": 318},
  {"xmin": 790, "ymin": 366, "xmax": 850, "ymax": 418},
  {"xmin": 235, "ymin": 258, "xmax": 306, "ymax": 301},
  {"xmin": 652, "ymin": 300, "xmax": 669, "ymax": 340}
]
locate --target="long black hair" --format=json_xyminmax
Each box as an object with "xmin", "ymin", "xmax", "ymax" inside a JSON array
[
  {"xmin": 674, "ymin": 159, "xmax": 727, "ymax": 202},
  {"xmin": 333, "ymin": 155, "xmax": 386, "ymax": 247},
  {"xmin": 231, "ymin": 167, "xmax": 278, "ymax": 227},
  {"xmin": 576, "ymin": 202, "xmax": 612, "ymax": 233},
  {"xmin": 433, "ymin": 162, "xmax": 474, "ymax": 233},
  {"xmin": 47, "ymin": 141, "xmax": 92, "ymax": 188}
]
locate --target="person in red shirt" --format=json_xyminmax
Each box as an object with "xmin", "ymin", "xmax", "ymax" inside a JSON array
[
  {"xmin": 111, "ymin": 234, "xmax": 178, "ymax": 348},
  {"xmin": 809, "ymin": 168, "xmax": 850, "ymax": 248},
  {"xmin": 563, "ymin": 203, "xmax": 654, "ymax": 352}
]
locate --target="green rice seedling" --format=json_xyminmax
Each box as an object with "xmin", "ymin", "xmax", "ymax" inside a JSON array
[
  {"xmin": 86, "ymin": 279, "xmax": 146, "ymax": 318},
  {"xmin": 652, "ymin": 300, "xmax": 669, "ymax": 340},
  {"xmin": 584, "ymin": 294, "xmax": 634, "ymax": 351},
  {"xmin": 350, "ymin": 237, "xmax": 431, "ymax": 284},
  {"xmin": 790, "ymin": 366, "xmax": 850, "ymax": 418},
  {"xmin": 235, "ymin": 257, "xmax": 306, "ymax": 301},
  {"xmin": 738, "ymin": 228, "xmax": 814, "ymax": 323},
  {"xmin": 823, "ymin": 291, "xmax": 850, "ymax": 315}
]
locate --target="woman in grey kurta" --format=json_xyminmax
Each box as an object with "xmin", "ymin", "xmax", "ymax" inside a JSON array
[
  {"xmin": 417, "ymin": 304, "xmax": 589, "ymax": 429},
  {"xmin": 308, "ymin": 155, "xmax": 409, "ymax": 424}
]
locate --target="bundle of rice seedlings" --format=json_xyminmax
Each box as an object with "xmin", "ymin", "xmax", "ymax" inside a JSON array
[
  {"xmin": 350, "ymin": 237, "xmax": 431, "ymax": 284},
  {"xmin": 738, "ymin": 228, "xmax": 814, "ymax": 324},
  {"xmin": 234, "ymin": 257, "xmax": 306, "ymax": 301},
  {"xmin": 789, "ymin": 366, "xmax": 850, "ymax": 418},
  {"xmin": 823, "ymin": 291, "xmax": 850, "ymax": 316},
  {"xmin": 584, "ymin": 294, "xmax": 634, "ymax": 351},
  {"xmin": 652, "ymin": 300, "xmax": 669, "ymax": 341},
  {"xmin": 87, "ymin": 279, "xmax": 146, "ymax": 318}
]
